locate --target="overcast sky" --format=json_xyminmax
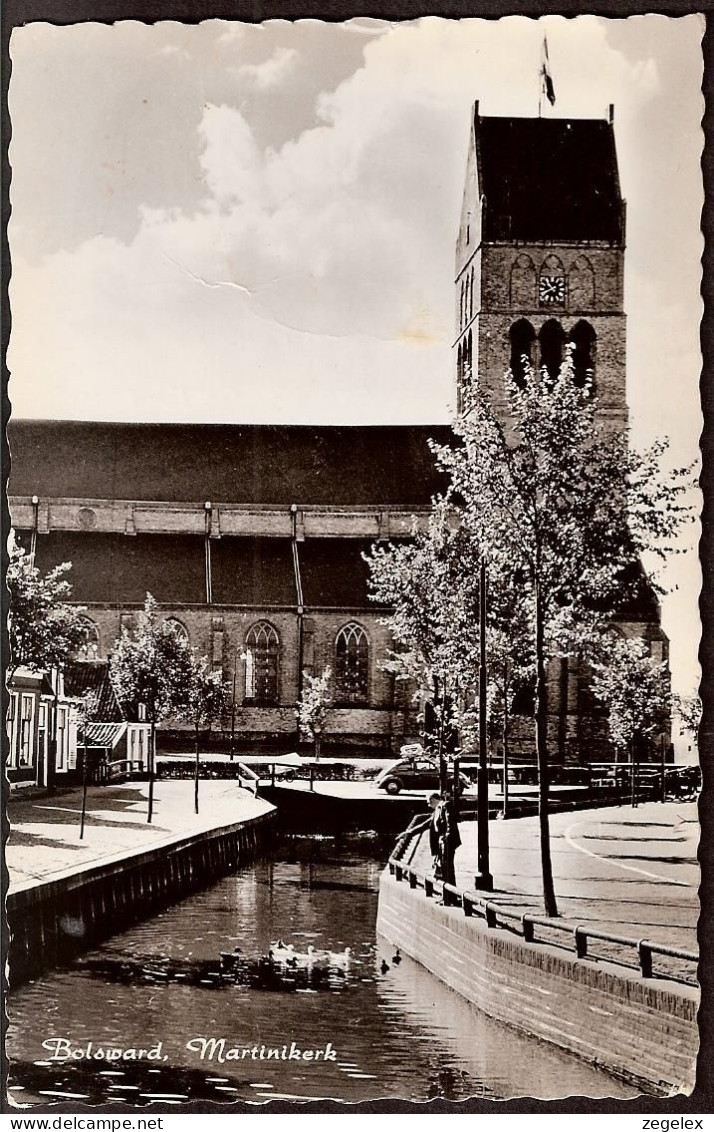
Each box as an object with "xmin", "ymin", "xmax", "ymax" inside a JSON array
[{"xmin": 7, "ymin": 15, "xmax": 704, "ymax": 699}]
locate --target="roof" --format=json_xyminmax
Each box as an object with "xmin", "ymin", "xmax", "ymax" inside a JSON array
[
  {"xmin": 80, "ymin": 721, "xmax": 127, "ymax": 748},
  {"xmin": 8, "ymin": 421, "xmax": 452, "ymax": 507},
  {"xmin": 298, "ymin": 538, "xmax": 383, "ymax": 608},
  {"xmin": 29, "ymin": 530, "xmax": 385, "ymax": 609},
  {"xmin": 64, "ymin": 660, "xmax": 125, "ymax": 721},
  {"xmin": 476, "ymin": 116, "xmax": 623, "ymax": 244}
]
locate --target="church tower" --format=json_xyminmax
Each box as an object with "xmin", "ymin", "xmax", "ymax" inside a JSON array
[{"xmin": 455, "ymin": 103, "xmax": 628, "ymax": 434}]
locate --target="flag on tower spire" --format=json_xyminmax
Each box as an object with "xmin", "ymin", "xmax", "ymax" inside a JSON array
[{"xmin": 540, "ymin": 36, "xmax": 556, "ymax": 107}]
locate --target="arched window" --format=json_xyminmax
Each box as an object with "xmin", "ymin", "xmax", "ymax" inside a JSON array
[
  {"xmin": 165, "ymin": 617, "xmax": 189, "ymax": 644},
  {"xmin": 464, "ymin": 275, "xmax": 470, "ymax": 327},
  {"xmin": 509, "ymin": 319, "xmax": 536, "ymax": 388},
  {"xmin": 539, "ymin": 319, "xmax": 566, "ymax": 380},
  {"xmin": 569, "ymin": 320, "xmax": 597, "ymax": 389},
  {"xmin": 460, "ymin": 279, "xmax": 465, "ymax": 329},
  {"xmin": 510, "ymin": 254, "xmax": 537, "ymax": 307},
  {"xmin": 469, "ymin": 266, "xmax": 475, "ymax": 319},
  {"xmin": 74, "ymin": 616, "xmax": 100, "ymax": 660},
  {"xmin": 568, "ymin": 255, "xmax": 595, "ymax": 311},
  {"xmin": 245, "ymin": 621, "xmax": 279, "ymax": 705},
  {"xmin": 335, "ymin": 622, "xmax": 369, "ymax": 704}
]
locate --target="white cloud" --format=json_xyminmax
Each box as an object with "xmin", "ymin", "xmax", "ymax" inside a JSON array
[{"xmin": 236, "ymin": 46, "xmax": 298, "ymax": 90}]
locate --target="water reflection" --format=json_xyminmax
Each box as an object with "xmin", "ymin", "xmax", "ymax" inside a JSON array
[{"xmin": 8, "ymin": 839, "xmax": 636, "ymax": 1104}]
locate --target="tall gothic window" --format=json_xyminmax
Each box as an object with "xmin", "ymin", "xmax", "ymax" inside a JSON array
[
  {"xmin": 335, "ymin": 622, "xmax": 369, "ymax": 705},
  {"xmin": 469, "ymin": 266, "xmax": 475, "ymax": 319},
  {"xmin": 509, "ymin": 319, "xmax": 536, "ymax": 387},
  {"xmin": 74, "ymin": 616, "xmax": 100, "ymax": 660},
  {"xmin": 569, "ymin": 320, "xmax": 597, "ymax": 389},
  {"xmin": 539, "ymin": 319, "xmax": 566, "ymax": 380},
  {"xmin": 245, "ymin": 621, "xmax": 279, "ymax": 705},
  {"xmin": 509, "ymin": 253, "xmax": 537, "ymax": 307}
]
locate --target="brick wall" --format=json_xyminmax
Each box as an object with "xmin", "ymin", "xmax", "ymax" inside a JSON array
[{"xmin": 377, "ymin": 872, "xmax": 698, "ymax": 1095}]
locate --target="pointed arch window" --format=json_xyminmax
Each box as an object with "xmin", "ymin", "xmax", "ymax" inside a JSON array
[
  {"xmin": 509, "ymin": 319, "xmax": 536, "ymax": 388},
  {"xmin": 74, "ymin": 616, "xmax": 100, "ymax": 660},
  {"xmin": 469, "ymin": 266, "xmax": 475, "ymax": 319},
  {"xmin": 568, "ymin": 255, "xmax": 595, "ymax": 311},
  {"xmin": 539, "ymin": 319, "xmax": 566, "ymax": 380},
  {"xmin": 510, "ymin": 254, "xmax": 537, "ymax": 307},
  {"xmin": 569, "ymin": 320, "xmax": 597, "ymax": 390},
  {"xmin": 245, "ymin": 621, "xmax": 279, "ymax": 705},
  {"xmin": 165, "ymin": 617, "xmax": 189, "ymax": 644},
  {"xmin": 335, "ymin": 622, "xmax": 369, "ymax": 705}
]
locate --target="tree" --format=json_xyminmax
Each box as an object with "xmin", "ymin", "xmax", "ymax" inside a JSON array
[
  {"xmin": 590, "ymin": 633, "xmax": 671, "ymax": 802},
  {"xmin": 366, "ymin": 504, "xmax": 534, "ymax": 779},
  {"xmin": 296, "ymin": 667, "xmax": 332, "ymax": 760},
  {"xmin": 7, "ymin": 539, "xmax": 85, "ymax": 679},
  {"xmin": 430, "ymin": 353, "xmax": 691, "ymax": 916},
  {"xmin": 179, "ymin": 654, "xmax": 230, "ymax": 815},
  {"xmin": 110, "ymin": 594, "xmax": 193, "ymax": 823},
  {"xmin": 76, "ymin": 688, "xmax": 102, "ymax": 840},
  {"xmin": 366, "ymin": 507, "xmax": 482, "ymax": 751},
  {"xmin": 674, "ymin": 690, "xmax": 702, "ymax": 750}
]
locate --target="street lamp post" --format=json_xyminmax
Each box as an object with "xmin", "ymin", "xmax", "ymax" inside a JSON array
[{"xmin": 475, "ymin": 558, "xmax": 493, "ymax": 890}]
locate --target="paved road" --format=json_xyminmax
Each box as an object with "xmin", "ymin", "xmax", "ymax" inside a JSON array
[
  {"xmin": 7, "ymin": 782, "xmax": 273, "ymax": 893},
  {"xmin": 412, "ymin": 801, "xmax": 699, "ymax": 961}
]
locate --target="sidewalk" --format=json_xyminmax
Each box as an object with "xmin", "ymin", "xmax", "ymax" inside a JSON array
[
  {"xmin": 7, "ymin": 780, "xmax": 274, "ymax": 893},
  {"xmin": 412, "ymin": 800, "xmax": 699, "ymax": 955}
]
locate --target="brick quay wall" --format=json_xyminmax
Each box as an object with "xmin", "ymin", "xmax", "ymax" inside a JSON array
[{"xmin": 376, "ymin": 871, "xmax": 698, "ymax": 1096}]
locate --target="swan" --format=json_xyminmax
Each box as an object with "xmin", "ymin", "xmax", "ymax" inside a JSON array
[
  {"xmin": 327, "ymin": 947, "xmax": 352, "ymax": 968},
  {"xmin": 269, "ymin": 941, "xmax": 295, "ymax": 962}
]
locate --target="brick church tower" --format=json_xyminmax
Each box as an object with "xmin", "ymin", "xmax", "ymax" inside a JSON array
[
  {"xmin": 454, "ymin": 104, "xmax": 670, "ymax": 762},
  {"xmin": 455, "ymin": 103, "xmax": 628, "ymax": 435}
]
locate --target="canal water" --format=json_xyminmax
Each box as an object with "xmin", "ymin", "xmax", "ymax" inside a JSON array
[{"xmin": 8, "ymin": 838, "xmax": 636, "ymax": 1105}]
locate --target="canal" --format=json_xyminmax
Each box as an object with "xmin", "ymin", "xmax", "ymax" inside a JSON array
[{"xmin": 8, "ymin": 837, "xmax": 636, "ymax": 1104}]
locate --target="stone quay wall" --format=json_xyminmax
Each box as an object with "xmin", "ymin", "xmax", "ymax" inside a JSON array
[
  {"xmin": 376, "ymin": 871, "xmax": 698, "ymax": 1096},
  {"xmin": 8, "ymin": 809, "xmax": 276, "ymax": 987}
]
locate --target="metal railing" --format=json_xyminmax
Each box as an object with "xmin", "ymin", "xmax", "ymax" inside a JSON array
[{"xmin": 387, "ymin": 824, "xmax": 698, "ymax": 987}]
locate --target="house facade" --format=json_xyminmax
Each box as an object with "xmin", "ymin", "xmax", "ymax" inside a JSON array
[{"xmin": 7, "ymin": 667, "xmax": 79, "ymax": 790}]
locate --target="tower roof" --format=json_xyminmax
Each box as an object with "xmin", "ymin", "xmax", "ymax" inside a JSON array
[{"xmin": 476, "ymin": 115, "xmax": 624, "ymax": 244}]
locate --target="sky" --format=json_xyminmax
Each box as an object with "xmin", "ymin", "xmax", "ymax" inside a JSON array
[{"xmin": 7, "ymin": 15, "xmax": 704, "ymax": 700}]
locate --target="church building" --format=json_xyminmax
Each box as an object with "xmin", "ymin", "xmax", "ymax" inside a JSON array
[{"xmin": 8, "ymin": 104, "xmax": 669, "ymax": 760}]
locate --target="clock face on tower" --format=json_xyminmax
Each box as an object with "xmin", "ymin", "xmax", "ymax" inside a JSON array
[{"xmin": 539, "ymin": 275, "xmax": 565, "ymax": 305}]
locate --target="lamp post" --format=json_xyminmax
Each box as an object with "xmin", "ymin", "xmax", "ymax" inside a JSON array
[{"xmin": 475, "ymin": 558, "xmax": 493, "ymax": 890}]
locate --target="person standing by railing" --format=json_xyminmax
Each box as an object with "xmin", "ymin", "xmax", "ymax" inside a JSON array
[{"xmin": 428, "ymin": 790, "xmax": 461, "ymax": 887}]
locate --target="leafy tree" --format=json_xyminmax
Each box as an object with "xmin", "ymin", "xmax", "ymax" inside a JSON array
[
  {"xmin": 7, "ymin": 539, "xmax": 86, "ymax": 679},
  {"xmin": 76, "ymin": 688, "xmax": 102, "ymax": 840},
  {"xmin": 673, "ymin": 690, "xmax": 702, "ymax": 749},
  {"xmin": 110, "ymin": 593, "xmax": 193, "ymax": 822},
  {"xmin": 366, "ymin": 506, "xmax": 482, "ymax": 749},
  {"xmin": 178, "ymin": 654, "xmax": 230, "ymax": 815},
  {"xmin": 590, "ymin": 634, "xmax": 671, "ymax": 759},
  {"xmin": 366, "ymin": 505, "xmax": 534, "ymax": 774},
  {"xmin": 296, "ymin": 666, "xmax": 332, "ymax": 760},
  {"xmin": 429, "ymin": 353, "xmax": 691, "ymax": 916}
]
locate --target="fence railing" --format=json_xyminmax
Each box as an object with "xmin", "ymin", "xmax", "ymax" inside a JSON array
[{"xmin": 387, "ymin": 824, "xmax": 698, "ymax": 987}]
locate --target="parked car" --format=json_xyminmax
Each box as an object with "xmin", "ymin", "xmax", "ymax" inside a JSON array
[{"xmin": 374, "ymin": 754, "xmax": 471, "ymax": 795}]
